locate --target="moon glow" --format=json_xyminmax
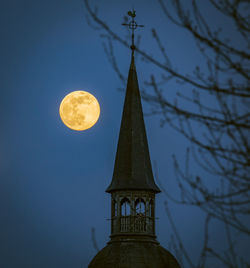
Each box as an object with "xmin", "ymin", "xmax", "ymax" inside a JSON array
[{"xmin": 59, "ymin": 91, "xmax": 100, "ymax": 131}]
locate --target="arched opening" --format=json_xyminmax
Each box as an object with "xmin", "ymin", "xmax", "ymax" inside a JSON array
[
  {"xmin": 112, "ymin": 199, "xmax": 118, "ymax": 217},
  {"xmin": 148, "ymin": 199, "xmax": 154, "ymax": 234},
  {"xmin": 114, "ymin": 201, "xmax": 118, "ymax": 216},
  {"xmin": 120, "ymin": 197, "xmax": 131, "ymax": 232},
  {"xmin": 135, "ymin": 198, "xmax": 146, "ymax": 232},
  {"xmin": 149, "ymin": 199, "xmax": 154, "ymax": 217},
  {"xmin": 135, "ymin": 198, "xmax": 145, "ymax": 215},
  {"xmin": 121, "ymin": 197, "xmax": 130, "ymax": 216}
]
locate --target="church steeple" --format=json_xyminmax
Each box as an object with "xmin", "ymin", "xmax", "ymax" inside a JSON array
[
  {"xmin": 88, "ymin": 10, "xmax": 180, "ymax": 268},
  {"xmin": 106, "ymin": 49, "xmax": 160, "ymax": 240},
  {"xmin": 106, "ymin": 51, "xmax": 160, "ymax": 193}
]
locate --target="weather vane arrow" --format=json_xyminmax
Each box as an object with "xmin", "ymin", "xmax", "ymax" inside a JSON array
[{"xmin": 122, "ymin": 10, "xmax": 144, "ymax": 52}]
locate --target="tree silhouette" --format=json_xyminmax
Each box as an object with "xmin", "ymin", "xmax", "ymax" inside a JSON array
[{"xmin": 85, "ymin": 0, "xmax": 250, "ymax": 267}]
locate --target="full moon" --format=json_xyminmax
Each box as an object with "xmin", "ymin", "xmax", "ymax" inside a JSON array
[{"xmin": 59, "ymin": 90, "xmax": 100, "ymax": 131}]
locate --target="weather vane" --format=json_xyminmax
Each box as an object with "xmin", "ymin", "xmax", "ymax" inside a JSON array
[{"xmin": 122, "ymin": 10, "xmax": 144, "ymax": 53}]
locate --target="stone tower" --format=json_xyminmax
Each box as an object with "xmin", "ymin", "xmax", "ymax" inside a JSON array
[{"xmin": 88, "ymin": 11, "xmax": 180, "ymax": 268}]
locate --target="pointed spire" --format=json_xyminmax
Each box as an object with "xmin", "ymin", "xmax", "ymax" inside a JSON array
[{"xmin": 106, "ymin": 50, "xmax": 160, "ymax": 193}]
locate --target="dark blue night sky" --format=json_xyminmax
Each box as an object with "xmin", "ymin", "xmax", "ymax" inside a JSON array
[{"xmin": 1, "ymin": 1, "xmax": 249, "ymax": 267}]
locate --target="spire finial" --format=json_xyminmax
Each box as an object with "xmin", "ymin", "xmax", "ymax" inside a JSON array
[{"xmin": 122, "ymin": 10, "xmax": 144, "ymax": 55}]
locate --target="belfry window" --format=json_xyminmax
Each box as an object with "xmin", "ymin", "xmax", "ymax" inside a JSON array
[
  {"xmin": 135, "ymin": 198, "xmax": 145, "ymax": 215},
  {"xmin": 149, "ymin": 199, "xmax": 153, "ymax": 217},
  {"xmin": 121, "ymin": 198, "xmax": 130, "ymax": 216},
  {"xmin": 112, "ymin": 199, "xmax": 118, "ymax": 217},
  {"xmin": 114, "ymin": 201, "xmax": 118, "ymax": 216}
]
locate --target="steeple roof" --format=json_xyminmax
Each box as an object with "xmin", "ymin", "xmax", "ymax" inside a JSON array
[{"xmin": 106, "ymin": 53, "xmax": 160, "ymax": 193}]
